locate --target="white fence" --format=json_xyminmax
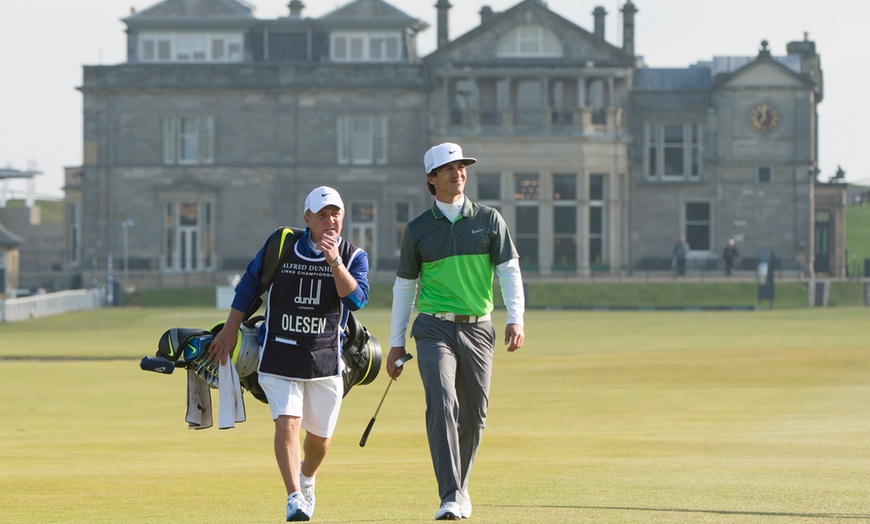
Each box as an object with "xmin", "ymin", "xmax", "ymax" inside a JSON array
[{"xmin": 0, "ymin": 289, "xmax": 104, "ymax": 322}]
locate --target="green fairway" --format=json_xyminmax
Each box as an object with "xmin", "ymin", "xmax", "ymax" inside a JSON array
[{"xmin": 1, "ymin": 307, "xmax": 869, "ymax": 523}]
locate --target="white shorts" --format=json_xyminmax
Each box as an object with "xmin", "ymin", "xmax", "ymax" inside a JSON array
[{"xmin": 258, "ymin": 373, "xmax": 343, "ymax": 438}]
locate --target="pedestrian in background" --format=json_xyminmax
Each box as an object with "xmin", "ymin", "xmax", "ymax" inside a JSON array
[
  {"xmin": 672, "ymin": 236, "xmax": 690, "ymax": 277},
  {"xmin": 723, "ymin": 238, "xmax": 740, "ymax": 276}
]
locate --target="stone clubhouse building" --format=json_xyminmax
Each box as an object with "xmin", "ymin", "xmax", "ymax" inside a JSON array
[{"xmin": 67, "ymin": 0, "xmax": 845, "ymax": 290}]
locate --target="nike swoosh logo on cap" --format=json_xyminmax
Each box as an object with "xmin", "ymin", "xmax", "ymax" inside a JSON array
[
  {"xmin": 321, "ymin": 193, "xmax": 329, "ymax": 197},
  {"xmin": 448, "ymin": 150, "xmax": 458, "ymax": 154}
]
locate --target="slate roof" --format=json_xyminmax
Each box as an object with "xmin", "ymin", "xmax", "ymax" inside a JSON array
[
  {"xmin": 320, "ymin": 0, "xmax": 427, "ymax": 31},
  {"xmin": 633, "ymin": 67, "xmax": 712, "ymax": 91},
  {"xmin": 0, "ymin": 221, "xmax": 24, "ymax": 248},
  {"xmin": 125, "ymin": 0, "xmax": 255, "ymax": 21}
]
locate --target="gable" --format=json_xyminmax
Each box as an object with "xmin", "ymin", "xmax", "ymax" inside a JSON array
[
  {"xmin": 725, "ymin": 61, "xmax": 807, "ymax": 88},
  {"xmin": 425, "ymin": 0, "xmax": 632, "ymax": 66},
  {"xmin": 716, "ymin": 56, "xmax": 814, "ymax": 91}
]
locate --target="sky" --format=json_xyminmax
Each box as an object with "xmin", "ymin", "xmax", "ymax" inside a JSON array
[{"xmin": 1, "ymin": 0, "xmax": 868, "ymax": 198}]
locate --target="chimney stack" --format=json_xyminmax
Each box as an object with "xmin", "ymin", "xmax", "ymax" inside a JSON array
[
  {"xmin": 620, "ymin": 0, "xmax": 638, "ymax": 56},
  {"xmin": 480, "ymin": 6, "xmax": 495, "ymax": 25},
  {"xmin": 592, "ymin": 6, "xmax": 607, "ymax": 40},
  {"xmin": 288, "ymin": 0, "xmax": 305, "ymax": 19},
  {"xmin": 436, "ymin": 0, "xmax": 452, "ymax": 49}
]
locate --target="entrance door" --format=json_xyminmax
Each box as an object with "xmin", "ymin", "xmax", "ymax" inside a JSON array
[
  {"xmin": 165, "ymin": 201, "xmax": 213, "ymax": 272},
  {"xmin": 813, "ymin": 210, "xmax": 831, "ymax": 274},
  {"xmin": 178, "ymin": 226, "xmax": 199, "ymax": 271},
  {"xmin": 177, "ymin": 202, "xmax": 200, "ymax": 271}
]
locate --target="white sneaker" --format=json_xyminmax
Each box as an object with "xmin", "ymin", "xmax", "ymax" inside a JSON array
[
  {"xmin": 459, "ymin": 498, "xmax": 472, "ymax": 519},
  {"xmin": 301, "ymin": 482, "xmax": 316, "ymax": 518},
  {"xmin": 286, "ymin": 491, "xmax": 310, "ymax": 522},
  {"xmin": 435, "ymin": 501, "xmax": 462, "ymax": 520}
]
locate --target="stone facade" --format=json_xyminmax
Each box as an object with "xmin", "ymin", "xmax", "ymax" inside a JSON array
[
  {"xmin": 70, "ymin": 0, "xmax": 843, "ymax": 290},
  {"xmin": 627, "ymin": 43, "xmax": 834, "ymax": 275}
]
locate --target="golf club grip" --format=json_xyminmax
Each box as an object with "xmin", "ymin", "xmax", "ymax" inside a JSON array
[
  {"xmin": 359, "ymin": 417, "xmax": 376, "ymax": 447},
  {"xmin": 140, "ymin": 356, "xmax": 176, "ymax": 374}
]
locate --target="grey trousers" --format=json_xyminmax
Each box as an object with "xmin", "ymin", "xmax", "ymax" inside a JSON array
[{"xmin": 411, "ymin": 313, "xmax": 496, "ymax": 505}]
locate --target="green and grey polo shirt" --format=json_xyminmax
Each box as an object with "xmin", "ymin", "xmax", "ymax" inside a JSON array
[{"xmin": 397, "ymin": 198, "xmax": 518, "ymax": 316}]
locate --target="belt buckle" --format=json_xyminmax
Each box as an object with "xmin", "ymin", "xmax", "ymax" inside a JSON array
[{"xmin": 454, "ymin": 314, "xmax": 472, "ymax": 324}]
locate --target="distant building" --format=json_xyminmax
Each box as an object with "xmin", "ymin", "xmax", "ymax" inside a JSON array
[
  {"xmin": 0, "ymin": 221, "xmax": 23, "ymax": 294},
  {"xmin": 69, "ymin": 0, "xmax": 844, "ymax": 291},
  {"xmin": 1, "ymin": 167, "xmax": 49, "ymax": 293}
]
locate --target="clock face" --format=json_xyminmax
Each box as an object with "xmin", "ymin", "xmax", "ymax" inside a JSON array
[{"xmin": 751, "ymin": 104, "xmax": 778, "ymax": 132}]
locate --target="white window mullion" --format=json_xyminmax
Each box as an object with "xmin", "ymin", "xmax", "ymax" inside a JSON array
[
  {"xmin": 337, "ymin": 116, "xmax": 350, "ymax": 164},
  {"xmin": 374, "ymin": 116, "xmax": 388, "ymax": 164},
  {"xmin": 351, "ymin": 116, "xmax": 374, "ymax": 165},
  {"xmin": 163, "ymin": 117, "xmax": 176, "ymax": 164},
  {"xmin": 200, "ymin": 117, "xmax": 214, "ymax": 164}
]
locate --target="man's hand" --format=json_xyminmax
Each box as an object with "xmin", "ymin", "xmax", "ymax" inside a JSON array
[
  {"xmin": 206, "ymin": 309, "xmax": 245, "ymax": 366},
  {"xmin": 386, "ymin": 346, "xmax": 408, "ymax": 379},
  {"xmin": 317, "ymin": 229, "xmax": 340, "ymax": 264},
  {"xmin": 505, "ymin": 323, "xmax": 524, "ymax": 352}
]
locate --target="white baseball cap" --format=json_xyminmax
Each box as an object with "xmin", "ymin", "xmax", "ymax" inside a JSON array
[
  {"xmin": 423, "ymin": 142, "xmax": 477, "ymax": 174},
  {"xmin": 304, "ymin": 186, "xmax": 344, "ymax": 213}
]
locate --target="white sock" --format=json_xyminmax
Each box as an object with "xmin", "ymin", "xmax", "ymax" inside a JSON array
[{"xmin": 300, "ymin": 471, "xmax": 315, "ymax": 487}]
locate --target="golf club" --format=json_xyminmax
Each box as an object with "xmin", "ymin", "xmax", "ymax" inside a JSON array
[
  {"xmin": 359, "ymin": 353, "xmax": 413, "ymax": 447},
  {"xmin": 140, "ymin": 356, "xmax": 180, "ymax": 374}
]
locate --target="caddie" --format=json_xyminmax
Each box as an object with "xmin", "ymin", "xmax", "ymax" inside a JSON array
[{"xmin": 208, "ymin": 186, "xmax": 369, "ymax": 522}]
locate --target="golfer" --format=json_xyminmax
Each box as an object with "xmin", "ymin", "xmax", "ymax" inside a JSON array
[
  {"xmin": 387, "ymin": 143, "xmax": 525, "ymax": 520},
  {"xmin": 208, "ymin": 186, "xmax": 369, "ymax": 522}
]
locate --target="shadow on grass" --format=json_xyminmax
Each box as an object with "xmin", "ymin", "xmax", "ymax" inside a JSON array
[{"xmin": 493, "ymin": 504, "xmax": 870, "ymax": 519}]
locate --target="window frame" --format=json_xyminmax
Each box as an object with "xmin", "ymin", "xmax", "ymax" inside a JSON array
[
  {"xmin": 757, "ymin": 165, "xmax": 773, "ymax": 184},
  {"xmin": 162, "ymin": 199, "xmax": 215, "ymax": 272},
  {"xmin": 162, "ymin": 116, "xmax": 215, "ymax": 165},
  {"xmin": 496, "ymin": 24, "xmax": 563, "ymax": 58},
  {"xmin": 645, "ymin": 123, "xmax": 702, "ymax": 181},
  {"xmin": 552, "ymin": 173, "xmax": 578, "ymax": 271},
  {"xmin": 514, "ymin": 173, "xmax": 540, "ymax": 269},
  {"xmin": 588, "ymin": 174, "xmax": 607, "ymax": 267},
  {"xmin": 337, "ymin": 115, "xmax": 388, "ymax": 165},
  {"xmin": 684, "ymin": 201, "xmax": 712, "ymax": 252},
  {"xmin": 331, "ymin": 32, "xmax": 402, "ymax": 63},
  {"xmin": 139, "ymin": 32, "xmax": 244, "ymax": 63}
]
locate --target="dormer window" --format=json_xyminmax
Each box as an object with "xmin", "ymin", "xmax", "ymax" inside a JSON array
[
  {"xmin": 139, "ymin": 32, "xmax": 244, "ymax": 63},
  {"xmin": 497, "ymin": 25, "xmax": 563, "ymax": 58},
  {"xmin": 331, "ymin": 32, "xmax": 401, "ymax": 62}
]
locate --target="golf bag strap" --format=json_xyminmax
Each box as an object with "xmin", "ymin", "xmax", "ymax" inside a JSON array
[{"xmin": 244, "ymin": 226, "xmax": 303, "ymax": 321}]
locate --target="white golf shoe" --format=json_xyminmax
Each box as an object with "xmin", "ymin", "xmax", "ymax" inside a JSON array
[
  {"xmin": 286, "ymin": 491, "xmax": 311, "ymax": 522},
  {"xmin": 459, "ymin": 498, "xmax": 472, "ymax": 518},
  {"xmin": 435, "ymin": 501, "xmax": 462, "ymax": 520},
  {"xmin": 301, "ymin": 482, "xmax": 316, "ymax": 518}
]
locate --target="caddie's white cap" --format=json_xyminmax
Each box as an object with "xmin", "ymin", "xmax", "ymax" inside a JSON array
[
  {"xmin": 304, "ymin": 186, "xmax": 344, "ymax": 213},
  {"xmin": 423, "ymin": 142, "xmax": 477, "ymax": 174}
]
